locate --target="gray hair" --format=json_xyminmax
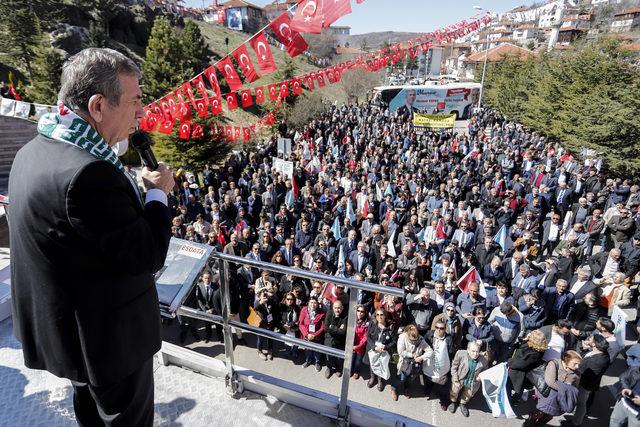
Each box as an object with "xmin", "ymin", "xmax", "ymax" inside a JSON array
[{"xmin": 58, "ymin": 48, "xmax": 140, "ymax": 113}]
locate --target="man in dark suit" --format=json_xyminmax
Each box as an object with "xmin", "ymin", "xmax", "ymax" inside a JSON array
[
  {"xmin": 553, "ymin": 181, "xmax": 573, "ymax": 218},
  {"xmin": 195, "ymin": 271, "xmax": 222, "ymax": 342},
  {"xmin": 348, "ymin": 241, "xmax": 370, "ymax": 273},
  {"xmin": 8, "ymin": 48, "xmax": 174, "ymax": 426}
]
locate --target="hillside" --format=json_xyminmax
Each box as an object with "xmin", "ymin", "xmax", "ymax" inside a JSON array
[
  {"xmin": 344, "ymin": 31, "xmax": 422, "ymax": 50},
  {"xmin": 194, "ymin": 20, "xmax": 350, "ymax": 126}
]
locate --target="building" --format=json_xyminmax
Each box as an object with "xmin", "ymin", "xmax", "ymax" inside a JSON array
[
  {"xmin": 219, "ymin": 0, "xmax": 266, "ymax": 34},
  {"xmin": 512, "ymin": 23, "xmax": 540, "ymax": 46},
  {"xmin": 556, "ymin": 13, "xmax": 593, "ymax": 45},
  {"xmin": 263, "ymin": 0, "xmax": 297, "ymax": 21},
  {"xmin": 611, "ymin": 7, "xmax": 640, "ymax": 32},
  {"xmin": 322, "ymin": 26, "xmax": 351, "ymax": 47},
  {"xmin": 461, "ymin": 43, "xmax": 536, "ymax": 80}
]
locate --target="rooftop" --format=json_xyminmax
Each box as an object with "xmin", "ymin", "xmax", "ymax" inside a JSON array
[
  {"xmin": 614, "ymin": 7, "xmax": 640, "ymax": 17},
  {"xmin": 219, "ymin": 0, "xmax": 264, "ymax": 10},
  {"xmin": 465, "ymin": 43, "xmax": 536, "ymax": 62}
]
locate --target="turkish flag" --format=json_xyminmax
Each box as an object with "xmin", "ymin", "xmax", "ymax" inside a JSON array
[
  {"xmin": 165, "ymin": 95, "xmax": 178, "ymax": 121},
  {"xmin": 279, "ymin": 81, "xmax": 289, "ymax": 98},
  {"xmin": 149, "ymin": 102, "xmax": 162, "ymax": 116},
  {"xmin": 210, "ymin": 97, "xmax": 223, "ymax": 115},
  {"xmin": 194, "ymin": 98, "xmax": 209, "ymax": 118},
  {"xmin": 265, "ymin": 112, "xmax": 276, "ymax": 125},
  {"xmin": 217, "ymin": 56, "xmax": 243, "ymax": 91},
  {"xmin": 287, "ymin": 34, "xmax": 309, "ymax": 57},
  {"xmin": 250, "ymin": 32, "xmax": 277, "ymax": 74},
  {"xmin": 226, "ymin": 92, "xmax": 238, "ymax": 110},
  {"xmin": 142, "ymin": 108, "xmax": 159, "ymax": 132},
  {"xmin": 243, "ymin": 127, "xmax": 251, "ymax": 142},
  {"xmin": 178, "ymin": 121, "xmax": 191, "ymax": 140},
  {"xmin": 233, "ymin": 126, "xmax": 241, "ymax": 142},
  {"xmin": 177, "ymin": 101, "xmax": 192, "ymax": 121},
  {"xmin": 291, "ymin": 79, "xmax": 303, "ymax": 95},
  {"xmin": 323, "ymin": 0, "xmax": 352, "ymax": 27},
  {"xmin": 159, "ymin": 97, "xmax": 172, "ymax": 121},
  {"xmin": 192, "ymin": 75, "xmax": 209, "ymax": 103},
  {"xmin": 334, "ymin": 67, "xmax": 342, "ymax": 82},
  {"xmin": 325, "ymin": 70, "xmax": 335, "ymax": 84},
  {"xmin": 191, "ymin": 123, "xmax": 204, "ymax": 139},
  {"xmin": 356, "ymin": 0, "xmax": 365, "ymax": 3},
  {"xmin": 267, "ymin": 83, "xmax": 278, "ymax": 101},
  {"xmin": 316, "ymin": 73, "xmax": 325, "ymax": 87},
  {"xmin": 203, "ymin": 65, "xmax": 221, "ymax": 98},
  {"xmin": 304, "ymin": 74, "xmax": 315, "ymax": 90},
  {"xmin": 268, "ymin": 12, "xmax": 309, "ymax": 58},
  {"xmin": 225, "ymin": 126, "xmax": 233, "ymax": 142},
  {"xmin": 182, "ymin": 82, "xmax": 197, "ymax": 110},
  {"xmin": 291, "ymin": 0, "xmax": 323, "ymax": 34},
  {"xmin": 157, "ymin": 119, "xmax": 174, "ymax": 135},
  {"xmin": 254, "ymin": 86, "xmax": 265, "ymax": 104},
  {"xmin": 232, "ymin": 44, "xmax": 259, "ymax": 83},
  {"xmin": 240, "ymin": 89, "xmax": 253, "ymax": 107},
  {"xmin": 456, "ymin": 267, "xmax": 481, "ymax": 294}
]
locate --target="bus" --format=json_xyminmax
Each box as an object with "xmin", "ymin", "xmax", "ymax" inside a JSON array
[{"xmin": 372, "ymin": 81, "xmax": 482, "ymax": 120}]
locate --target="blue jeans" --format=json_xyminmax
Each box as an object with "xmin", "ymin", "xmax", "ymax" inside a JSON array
[{"xmin": 305, "ymin": 349, "xmax": 321, "ymax": 365}]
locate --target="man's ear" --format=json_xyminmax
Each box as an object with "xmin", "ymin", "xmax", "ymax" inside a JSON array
[{"xmin": 87, "ymin": 94, "xmax": 105, "ymax": 123}]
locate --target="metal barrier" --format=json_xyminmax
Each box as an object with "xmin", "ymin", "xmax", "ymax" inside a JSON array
[{"xmin": 174, "ymin": 251, "xmax": 405, "ymax": 426}]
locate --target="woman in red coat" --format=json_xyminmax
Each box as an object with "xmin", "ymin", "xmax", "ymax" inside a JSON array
[
  {"xmin": 351, "ymin": 304, "xmax": 370, "ymax": 379},
  {"xmin": 299, "ymin": 296, "xmax": 326, "ymax": 371}
]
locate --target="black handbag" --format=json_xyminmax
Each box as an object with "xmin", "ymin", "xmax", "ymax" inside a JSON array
[{"xmin": 525, "ymin": 361, "xmax": 553, "ymax": 398}]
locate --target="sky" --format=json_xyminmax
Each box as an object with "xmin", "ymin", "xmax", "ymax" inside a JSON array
[{"xmin": 182, "ymin": 0, "xmax": 529, "ymax": 34}]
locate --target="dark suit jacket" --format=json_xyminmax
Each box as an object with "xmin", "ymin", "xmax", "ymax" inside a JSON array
[
  {"xmin": 8, "ymin": 135, "xmax": 171, "ymax": 386},
  {"xmin": 568, "ymin": 276, "xmax": 598, "ymax": 302}
]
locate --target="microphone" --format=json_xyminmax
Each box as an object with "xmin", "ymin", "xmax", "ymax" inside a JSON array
[{"xmin": 130, "ymin": 130, "xmax": 158, "ymax": 170}]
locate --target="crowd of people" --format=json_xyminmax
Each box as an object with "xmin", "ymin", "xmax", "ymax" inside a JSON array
[{"xmin": 165, "ymin": 101, "xmax": 640, "ymax": 424}]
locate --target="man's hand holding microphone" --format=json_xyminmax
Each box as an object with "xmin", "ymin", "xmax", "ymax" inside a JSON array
[{"xmin": 130, "ymin": 130, "xmax": 175, "ymax": 195}]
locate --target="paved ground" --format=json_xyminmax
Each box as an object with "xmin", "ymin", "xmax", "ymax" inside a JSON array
[
  {"xmin": 166, "ymin": 316, "xmax": 620, "ymax": 427},
  {"xmin": 0, "ymin": 317, "xmax": 333, "ymax": 427}
]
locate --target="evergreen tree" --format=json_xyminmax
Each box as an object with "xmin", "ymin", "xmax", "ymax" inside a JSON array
[
  {"xmin": 85, "ymin": 20, "xmax": 108, "ymax": 48},
  {"xmin": 27, "ymin": 46, "xmax": 64, "ymax": 104},
  {"xmin": 179, "ymin": 20, "xmax": 209, "ymax": 80},
  {"xmin": 152, "ymin": 115, "xmax": 232, "ymax": 170},
  {"xmin": 0, "ymin": 1, "xmax": 42, "ymax": 80},
  {"xmin": 141, "ymin": 17, "xmax": 184, "ymax": 102}
]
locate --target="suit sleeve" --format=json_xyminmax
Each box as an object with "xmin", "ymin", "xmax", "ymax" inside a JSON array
[{"xmin": 66, "ymin": 161, "xmax": 171, "ymax": 276}]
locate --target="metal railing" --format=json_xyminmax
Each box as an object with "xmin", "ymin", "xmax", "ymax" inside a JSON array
[{"xmin": 174, "ymin": 251, "xmax": 405, "ymax": 425}]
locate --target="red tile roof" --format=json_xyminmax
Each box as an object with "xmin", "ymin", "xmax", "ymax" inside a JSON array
[{"xmin": 464, "ymin": 43, "xmax": 535, "ymax": 62}]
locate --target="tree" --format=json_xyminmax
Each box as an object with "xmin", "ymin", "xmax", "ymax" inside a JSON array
[
  {"xmin": 0, "ymin": 1, "xmax": 42, "ymax": 79},
  {"xmin": 286, "ymin": 91, "xmax": 328, "ymax": 130},
  {"xmin": 85, "ymin": 20, "xmax": 108, "ymax": 48},
  {"xmin": 179, "ymin": 20, "xmax": 209, "ymax": 81},
  {"xmin": 27, "ymin": 47, "xmax": 64, "ymax": 104},
  {"xmin": 340, "ymin": 68, "xmax": 383, "ymax": 104},
  {"xmin": 484, "ymin": 38, "xmax": 640, "ymax": 176},
  {"xmin": 152, "ymin": 115, "xmax": 232, "ymax": 170},
  {"xmin": 360, "ymin": 38, "xmax": 369, "ymax": 52},
  {"xmin": 141, "ymin": 17, "xmax": 184, "ymax": 102},
  {"xmin": 306, "ymin": 34, "xmax": 336, "ymax": 59}
]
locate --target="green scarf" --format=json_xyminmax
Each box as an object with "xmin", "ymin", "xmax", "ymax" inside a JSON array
[
  {"xmin": 38, "ymin": 103, "xmax": 143, "ymax": 205},
  {"xmin": 464, "ymin": 357, "xmax": 478, "ymax": 388}
]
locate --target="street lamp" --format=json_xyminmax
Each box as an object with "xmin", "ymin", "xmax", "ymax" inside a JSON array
[{"xmin": 474, "ymin": 6, "xmax": 490, "ymax": 110}]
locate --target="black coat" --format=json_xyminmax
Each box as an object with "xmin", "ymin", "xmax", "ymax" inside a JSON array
[
  {"xmin": 507, "ymin": 343, "xmax": 545, "ymax": 394},
  {"xmin": 578, "ymin": 352, "xmax": 610, "ymax": 392},
  {"xmin": 8, "ymin": 135, "xmax": 171, "ymax": 386},
  {"xmin": 324, "ymin": 310, "xmax": 348, "ymax": 349}
]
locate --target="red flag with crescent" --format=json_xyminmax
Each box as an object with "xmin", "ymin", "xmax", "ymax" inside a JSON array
[
  {"xmin": 217, "ymin": 56, "xmax": 243, "ymax": 91},
  {"xmin": 249, "ymin": 32, "xmax": 277, "ymax": 74},
  {"xmin": 323, "ymin": 0, "xmax": 352, "ymax": 27},
  {"xmin": 181, "ymin": 82, "xmax": 197, "ymax": 110},
  {"xmin": 210, "ymin": 97, "xmax": 223, "ymax": 115},
  {"xmin": 254, "ymin": 86, "xmax": 265, "ymax": 104},
  {"xmin": 232, "ymin": 44, "xmax": 259, "ymax": 83},
  {"xmin": 191, "ymin": 75, "xmax": 210, "ymax": 103},
  {"xmin": 225, "ymin": 92, "xmax": 238, "ymax": 110},
  {"xmin": 178, "ymin": 121, "xmax": 191, "ymax": 139},
  {"xmin": 279, "ymin": 81, "xmax": 289, "ymax": 99},
  {"xmin": 194, "ymin": 98, "xmax": 209, "ymax": 118},
  {"xmin": 243, "ymin": 127, "xmax": 251, "ymax": 142},
  {"xmin": 291, "ymin": 0, "xmax": 323, "ymax": 34},
  {"xmin": 240, "ymin": 89, "xmax": 253, "ymax": 108},
  {"xmin": 267, "ymin": 83, "xmax": 278, "ymax": 101},
  {"xmin": 268, "ymin": 12, "xmax": 309, "ymax": 57},
  {"xmin": 203, "ymin": 66, "xmax": 221, "ymax": 98},
  {"xmin": 191, "ymin": 123, "xmax": 204, "ymax": 139},
  {"xmin": 291, "ymin": 79, "xmax": 303, "ymax": 95}
]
